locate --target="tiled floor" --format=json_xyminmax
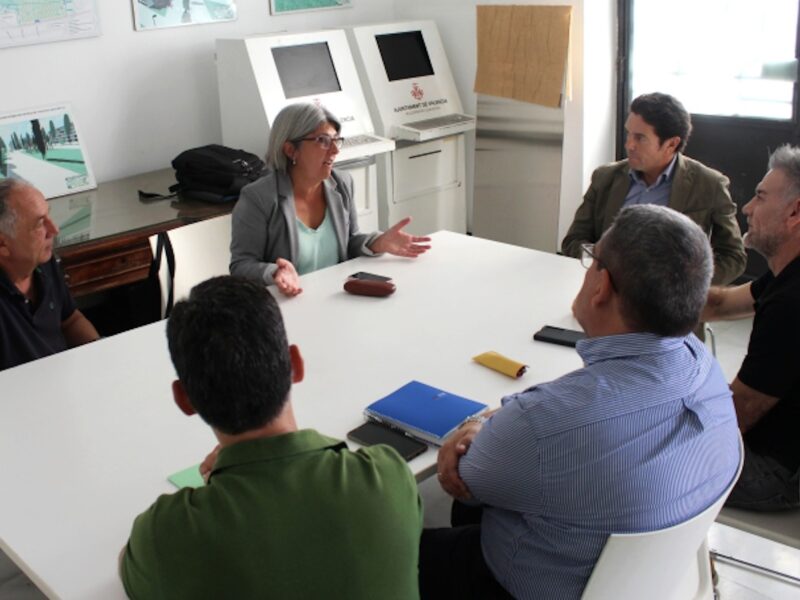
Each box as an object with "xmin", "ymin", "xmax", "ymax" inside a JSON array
[
  {"xmin": 706, "ymin": 320, "xmax": 800, "ymax": 597},
  {"xmin": 710, "ymin": 523, "xmax": 800, "ymax": 600},
  {"xmin": 0, "ymin": 550, "xmax": 45, "ymax": 600},
  {"xmin": 707, "ymin": 317, "xmax": 753, "ymax": 382}
]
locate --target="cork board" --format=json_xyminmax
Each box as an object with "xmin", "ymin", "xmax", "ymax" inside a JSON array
[{"xmin": 475, "ymin": 5, "xmax": 572, "ymax": 107}]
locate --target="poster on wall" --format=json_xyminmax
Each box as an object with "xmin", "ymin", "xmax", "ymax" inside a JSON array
[
  {"xmin": 0, "ymin": 104, "xmax": 97, "ymax": 199},
  {"xmin": 132, "ymin": 0, "xmax": 237, "ymax": 31},
  {"xmin": 270, "ymin": 0, "xmax": 351, "ymax": 15},
  {"xmin": 0, "ymin": 0, "xmax": 100, "ymax": 50}
]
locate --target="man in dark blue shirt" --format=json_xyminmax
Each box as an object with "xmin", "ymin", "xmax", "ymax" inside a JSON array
[{"xmin": 0, "ymin": 179, "xmax": 98, "ymax": 371}]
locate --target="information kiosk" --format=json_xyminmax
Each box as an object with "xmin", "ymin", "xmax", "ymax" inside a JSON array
[
  {"xmin": 347, "ymin": 21, "xmax": 474, "ymax": 234},
  {"xmin": 216, "ymin": 30, "xmax": 394, "ymax": 232}
]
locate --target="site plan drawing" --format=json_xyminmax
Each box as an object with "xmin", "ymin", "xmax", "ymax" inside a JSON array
[
  {"xmin": 270, "ymin": 0, "xmax": 350, "ymax": 15},
  {"xmin": 0, "ymin": 0, "xmax": 100, "ymax": 49}
]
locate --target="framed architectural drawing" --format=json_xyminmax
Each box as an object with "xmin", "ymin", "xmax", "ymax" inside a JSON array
[
  {"xmin": 0, "ymin": 104, "xmax": 97, "ymax": 199},
  {"xmin": 0, "ymin": 0, "xmax": 100, "ymax": 50},
  {"xmin": 132, "ymin": 0, "xmax": 237, "ymax": 31},
  {"xmin": 270, "ymin": 0, "xmax": 351, "ymax": 15}
]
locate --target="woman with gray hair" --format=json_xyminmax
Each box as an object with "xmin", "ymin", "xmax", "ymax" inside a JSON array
[{"xmin": 230, "ymin": 103, "xmax": 430, "ymax": 296}]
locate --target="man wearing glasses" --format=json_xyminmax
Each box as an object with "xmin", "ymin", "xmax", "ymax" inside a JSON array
[
  {"xmin": 561, "ymin": 92, "xmax": 745, "ymax": 287},
  {"xmin": 423, "ymin": 205, "xmax": 740, "ymax": 599}
]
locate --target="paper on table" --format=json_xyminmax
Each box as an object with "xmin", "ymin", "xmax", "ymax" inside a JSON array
[{"xmin": 168, "ymin": 464, "xmax": 205, "ymax": 489}]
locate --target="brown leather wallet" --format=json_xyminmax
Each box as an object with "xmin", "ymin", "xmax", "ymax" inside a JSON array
[{"xmin": 344, "ymin": 278, "xmax": 396, "ymax": 297}]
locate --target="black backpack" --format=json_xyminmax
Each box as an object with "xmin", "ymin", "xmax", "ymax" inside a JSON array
[{"xmin": 170, "ymin": 144, "xmax": 265, "ymax": 203}]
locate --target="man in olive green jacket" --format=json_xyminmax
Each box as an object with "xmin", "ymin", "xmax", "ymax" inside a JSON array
[{"xmin": 562, "ymin": 93, "xmax": 745, "ymax": 285}]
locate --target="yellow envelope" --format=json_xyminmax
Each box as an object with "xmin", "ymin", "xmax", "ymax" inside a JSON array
[{"xmin": 473, "ymin": 351, "xmax": 528, "ymax": 378}]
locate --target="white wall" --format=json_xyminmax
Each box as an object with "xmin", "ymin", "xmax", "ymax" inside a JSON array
[
  {"xmin": 579, "ymin": 0, "xmax": 617, "ymax": 237},
  {"xmin": 0, "ymin": 1, "xmax": 396, "ymax": 182},
  {"xmin": 2, "ymin": 0, "xmax": 615, "ymax": 244},
  {"xmin": 395, "ymin": 0, "xmax": 617, "ymax": 242}
]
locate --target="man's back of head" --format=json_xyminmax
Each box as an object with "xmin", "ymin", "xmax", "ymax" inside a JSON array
[
  {"xmin": 440, "ymin": 208, "xmax": 736, "ymax": 600},
  {"xmin": 600, "ymin": 204, "xmax": 713, "ymax": 336},
  {"xmin": 167, "ymin": 275, "xmax": 292, "ymax": 435},
  {"xmin": 124, "ymin": 275, "xmax": 424, "ymax": 600}
]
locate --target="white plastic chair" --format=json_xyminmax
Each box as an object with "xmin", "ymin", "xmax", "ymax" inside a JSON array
[
  {"xmin": 582, "ymin": 436, "xmax": 744, "ymax": 600},
  {"xmin": 704, "ymin": 324, "xmax": 717, "ymax": 357},
  {"xmin": 148, "ymin": 214, "xmax": 232, "ymax": 318}
]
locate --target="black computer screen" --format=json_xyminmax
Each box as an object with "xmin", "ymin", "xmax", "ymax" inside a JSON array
[
  {"xmin": 375, "ymin": 31, "xmax": 435, "ymax": 82},
  {"xmin": 271, "ymin": 42, "xmax": 342, "ymax": 98}
]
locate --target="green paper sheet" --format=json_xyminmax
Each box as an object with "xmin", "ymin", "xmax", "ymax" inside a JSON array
[{"xmin": 168, "ymin": 464, "xmax": 205, "ymax": 489}]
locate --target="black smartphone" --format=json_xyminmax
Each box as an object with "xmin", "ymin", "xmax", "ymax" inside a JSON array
[
  {"xmin": 533, "ymin": 325, "xmax": 587, "ymax": 348},
  {"xmin": 347, "ymin": 422, "xmax": 427, "ymax": 461},
  {"xmin": 349, "ymin": 272, "xmax": 392, "ymax": 282}
]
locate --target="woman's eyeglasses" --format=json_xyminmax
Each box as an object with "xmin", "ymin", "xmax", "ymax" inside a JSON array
[{"xmin": 294, "ymin": 134, "xmax": 345, "ymax": 150}]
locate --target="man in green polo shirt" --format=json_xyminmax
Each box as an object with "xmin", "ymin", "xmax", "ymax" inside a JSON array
[{"xmin": 120, "ymin": 276, "xmax": 422, "ymax": 599}]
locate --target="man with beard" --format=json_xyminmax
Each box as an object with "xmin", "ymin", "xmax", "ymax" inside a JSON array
[{"xmin": 703, "ymin": 144, "xmax": 800, "ymax": 510}]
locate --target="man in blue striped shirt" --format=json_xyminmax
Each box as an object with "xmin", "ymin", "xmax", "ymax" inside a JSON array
[{"xmin": 421, "ymin": 205, "xmax": 740, "ymax": 599}]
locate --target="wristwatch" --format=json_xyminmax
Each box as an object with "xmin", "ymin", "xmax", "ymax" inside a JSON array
[{"xmin": 461, "ymin": 414, "xmax": 487, "ymax": 428}]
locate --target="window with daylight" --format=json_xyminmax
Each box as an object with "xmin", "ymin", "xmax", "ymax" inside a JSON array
[{"xmin": 630, "ymin": 0, "xmax": 798, "ymax": 120}]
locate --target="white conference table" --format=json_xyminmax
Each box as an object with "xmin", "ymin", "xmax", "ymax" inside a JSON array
[{"xmin": 0, "ymin": 231, "xmax": 587, "ymax": 599}]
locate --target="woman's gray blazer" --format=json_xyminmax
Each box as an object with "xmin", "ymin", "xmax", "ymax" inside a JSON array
[{"xmin": 229, "ymin": 168, "xmax": 380, "ymax": 284}]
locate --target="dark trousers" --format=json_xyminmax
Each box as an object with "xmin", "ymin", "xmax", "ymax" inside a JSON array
[
  {"xmin": 726, "ymin": 444, "xmax": 800, "ymax": 511},
  {"xmin": 418, "ymin": 502, "xmax": 514, "ymax": 599}
]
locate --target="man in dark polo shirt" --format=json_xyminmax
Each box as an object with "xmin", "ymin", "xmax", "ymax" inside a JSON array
[
  {"xmin": 0, "ymin": 179, "xmax": 98, "ymax": 371},
  {"xmin": 703, "ymin": 144, "xmax": 800, "ymax": 510},
  {"xmin": 120, "ymin": 276, "xmax": 422, "ymax": 599}
]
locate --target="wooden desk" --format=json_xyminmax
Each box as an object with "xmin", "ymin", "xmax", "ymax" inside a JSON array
[
  {"xmin": 51, "ymin": 169, "xmax": 233, "ymax": 297},
  {"xmin": 0, "ymin": 232, "xmax": 587, "ymax": 599}
]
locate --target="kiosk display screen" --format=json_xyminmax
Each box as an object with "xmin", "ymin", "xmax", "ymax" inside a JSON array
[
  {"xmin": 375, "ymin": 31, "xmax": 435, "ymax": 81},
  {"xmin": 271, "ymin": 42, "xmax": 342, "ymax": 98}
]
